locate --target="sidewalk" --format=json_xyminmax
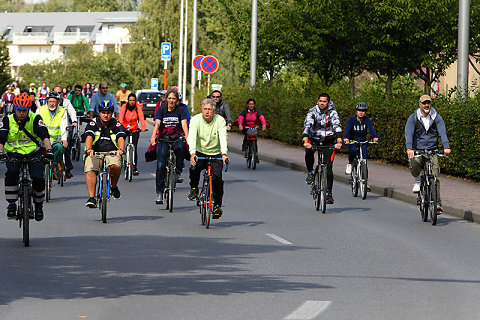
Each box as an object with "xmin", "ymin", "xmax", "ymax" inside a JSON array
[{"xmin": 227, "ymin": 132, "xmax": 480, "ymax": 223}]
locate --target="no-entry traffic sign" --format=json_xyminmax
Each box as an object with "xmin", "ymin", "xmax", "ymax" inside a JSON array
[
  {"xmin": 193, "ymin": 55, "xmax": 204, "ymax": 71},
  {"xmin": 201, "ymin": 55, "xmax": 219, "ymax": 74}
]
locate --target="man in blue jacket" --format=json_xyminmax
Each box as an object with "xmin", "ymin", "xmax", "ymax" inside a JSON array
[{"xmin": 405, "ymin": 94, "xmax": 451, "ymax": 213}]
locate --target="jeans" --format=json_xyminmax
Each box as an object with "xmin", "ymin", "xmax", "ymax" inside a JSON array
[{"xmin": 155, "ymin": 140, "xmax": 186, "ymax": 194}]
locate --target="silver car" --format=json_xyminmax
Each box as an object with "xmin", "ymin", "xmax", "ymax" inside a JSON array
[{"xmin": 135, "ymin": 89, "xmax": 162, "ymax": 117}]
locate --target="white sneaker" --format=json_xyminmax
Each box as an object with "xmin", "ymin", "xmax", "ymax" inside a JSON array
[
  {"xmin": 412, "ymin": 182, "xmax": 421, "ymax": 193},
  {"xmin": 345, "ymin": 163, "xmax": 352, "ymax": 175}
]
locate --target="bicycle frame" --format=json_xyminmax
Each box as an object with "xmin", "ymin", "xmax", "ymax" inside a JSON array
[
  {"xmin": 94, "ymin": 151, "xmax": 116, "ymax": 223},
  {"xmin": 310, "ymin": 145, "xmax": 334, "ymax": 213},
  {"xmin": 348, "ymin": 140, "xmax": 376, "ymax": 199},
  {"xmin": 157, "ymin": 136, "xmax": 184, "ymax": 211},
  {"xmin": 245, "ymin": 126, "xmax": 260, "ymax": 169}
]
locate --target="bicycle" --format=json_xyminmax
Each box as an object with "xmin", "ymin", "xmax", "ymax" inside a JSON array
[
  {"xmin": 415, "ymin": 150, "xmax": 447, "ymax": 226},
  {"xmin": 44, "ymin": 150, "xmax": 65, "ymax": 202},
  {"xmin": 244, "ymin": 126, "xmax": 260, "ymax": 170},
  {"xmin": 124, "ymin": 126, "xmax": 147, "ymax": 182},
  {"xmin": 348, "ymin": 140, "xmax": 377, "ymax": 200},
  {"xmin": 69, "ymin": 122, "xmax": 84, "ymax": 162},
  {"xmin": 3, "ymin": 103, "xmax": 13, "ymax": 116},
  {"xmin": 309, "ymin": 145, "xmax": 335, "ymax": 213},
  {"xmin": 4, "ymin": 154, "xmax": 41, "ymax": 247},
  {"xmin": 196, "ymin": 156, "xmax": 229, "ymax": 228},
  {"xmin": 93, "ymin": 151, "xmax": 118, "ymax": 223},
  {"xmin": 157, "ymin": 136, "xmax": 184, "ymax": 212}
]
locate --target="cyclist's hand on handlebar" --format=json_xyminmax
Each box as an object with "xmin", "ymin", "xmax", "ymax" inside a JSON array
[
  {"xmin": 62, "ymin": 140, "xmax": 68, "ymax": 148},
  {"xmin": 86, "ymin": 149, "xmax": 94, "ymax": 158},
  {"xmin": 141, "ymin": 128, "xmax": 147, "ymax": 132},
  {"xmin": 44, "ymin": 149, "xmax": 54, "ymax": 161},
  {"xmin": 262, "ymin": 124, "xmax": 266, "ymax": 131},
  {"xmin": 344, "ymin": 138, "xmax": 350, "ymax": 144},
  {"xmin": 116, "ymin": 149, "xmax": 124, "ymax": 157},
  {"xmin": 222, "ymin": 154, "xmax": 229, "ymax": 165},
  {"xmin": 239, "ymin": 124, "xmax": 243, "ymax": 131},
  {"xmin": 373, "ymin": 137, "xmax": 379, "ymax": 143},
  {"xmin": 407, "ymin": 149, "xmax": 414, "ymax": 159},
  {"xmin": 303, "ymin": 137, "xmax": 311, "ymax": 149},
  {"xmin": 334, "ymin": 142, "xmax": 342, "ymax": 150},
  {"xmin": 444, "ymin": 148, "xmax": 451, "ymax": 156},
  {"xmin": 72, "ymin": 122, "xmax": 78, "ymax": 127},
  {"xmin": 190, "ymin": 154, "xmax": 197, "ymax": 166}
]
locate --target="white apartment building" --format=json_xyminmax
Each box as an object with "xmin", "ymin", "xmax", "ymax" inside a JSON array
[{"xmin": 0, "ymin": 11, "xmax": 140, "ymax": 78}]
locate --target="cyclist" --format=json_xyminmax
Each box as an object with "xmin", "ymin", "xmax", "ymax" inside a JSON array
[
  {"xmin": 343, "ymin": 102, "xmax": 379, "ymax": 191},
  {"xmin": 37, "ymin": 91, "xmax": 69, "ymax": 179},
  {"xmin": 37, "ymin": 82, "xmax": 50, "ymax": 106},
  {"xmin": 187, "ymin": 98, "xmax": 229, "ymax": 218},
  {"xmin": 68, "ymin": 84, "xmax": 90, "ymax": 116},
  {"xmin": 1, "ymin": 84, "xmax": 15, "ymax": 115},
  {"xmin": 405, "ymin": 94, "xmax": 451, "ymax": 213},
  {"xmin": 84, "ymin": 101, "xmax": 125, "ymax": 208},
  {"xmin": 28, "ymin": 82, "xmax": 36, "ymax": 94},
  {"xmin": 149, "ymin": 88, "xmax": 189, "ymax": 205},
  {"xmin": 28, "ymin": 91, "xmax": 41, "ymax": 113},
  {"xmin": 302, "ymin": 93, "xmax": 342, "ymax": 204},
  {"xmin": 88, "ymin": 82, "xmax": 119, "ymax": 119},
  {"xmin": 211, "ymin": 90, "xmax": 233, "ymax": 131},
  {"xmin": 119, "ymin": 93, "xmax": 147, "ymax": 175},
  {"xmin": 235, "ymin": 98, "xmax": 268, "ymax": 158},
  {"xmin": 53, "ymin": 85, "xmax": 78, "ymax": 179},
  {"xmin": 115, "ymin": 83, "xmax": 131, "ymax": 107},
  {"xmin": 0, "ymin": 93, "xmax": 53, "ymax": 221}
]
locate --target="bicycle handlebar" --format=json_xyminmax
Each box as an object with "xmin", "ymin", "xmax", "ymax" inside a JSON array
[
  {"xmin": 347, "ymin": 140, "xmax": 378, "ymax": 145},
  {"xmin": 156, "ymin": 136, "xmax": 185, "ymax": 144},
  {"xmin": 92, "ymin": 151, "xmax": 118, "ymax": 157},
  {"xmin": 195, "ymin": 156, "xmax": 229, "ymax": 172},
  {"xmin": 414, "ymin": 150, "xmax": 448, "ymax": 158},
  {"xmin": 310, "ymin": 145, "xmax": 335, "ymax": 151}
]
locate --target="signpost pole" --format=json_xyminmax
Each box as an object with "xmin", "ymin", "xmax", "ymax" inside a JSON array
[
  {"xmin": 207, "ymin": 74, "xmax": 211, "ymax": 95},
  {"xmin": 164, "ymin": 60, "xmax": 168, "ymax": 90}
]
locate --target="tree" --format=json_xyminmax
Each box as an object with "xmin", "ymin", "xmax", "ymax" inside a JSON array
[{"xmin": 0, "ymin": 34, "xmax": 13, "ymax": 92}]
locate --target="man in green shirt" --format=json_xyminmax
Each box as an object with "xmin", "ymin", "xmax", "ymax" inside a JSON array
[
  {"xmin": 68, "ymin": 84, "xmax": 90, "ymax": 116},
  {"xmin": 187, "ymin": 98, "xmax": 229, "ymax": 218}
]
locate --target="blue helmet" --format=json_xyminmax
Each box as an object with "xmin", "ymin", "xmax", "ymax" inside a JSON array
[
  {"xmin": 356, "ymin": 101, "xmax": 368, "ymax": 111},
  {"xmin": 98, "ymin": 100, "xmax": 114, "ymax": 112}
]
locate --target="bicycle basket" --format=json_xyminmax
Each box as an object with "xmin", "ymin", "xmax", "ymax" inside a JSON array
[{"xmin": 246, "ymin": 127, "xmax": 258, "ymax": 141}]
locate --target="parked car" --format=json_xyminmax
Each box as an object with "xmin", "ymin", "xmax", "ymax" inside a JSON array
[{"xmin": 135, "ymin": 89, "xmax": 162, "ymax": 117}]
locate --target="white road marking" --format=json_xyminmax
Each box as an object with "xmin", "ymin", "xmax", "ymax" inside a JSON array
[
  {"xmin": 284, "ymin": 301, "xmax": 332, "ymax": 319},
  {"xmin": 150, "ymin": 173, "xmax": 156, "ymax": 177},
  {"xmin": 266, "ymin": 233, "xmax": 293, "ymax": 245}
]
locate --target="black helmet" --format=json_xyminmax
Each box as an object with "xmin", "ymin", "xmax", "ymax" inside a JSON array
[
  {"xmin": 47, "ymin": 91, "xmax": 61, "ymax": 100},
  {"xmin": 356, "ymin": 101, "xmax": 368, "ymax": 111},
  {"xmin": 98, "ymin": 100, "xmax": 114, "ymax": 112}
]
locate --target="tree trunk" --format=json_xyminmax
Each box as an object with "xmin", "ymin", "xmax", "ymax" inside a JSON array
[{"xmin": 385, "ymin": 74, "xmax": 393, "ymax": 101}]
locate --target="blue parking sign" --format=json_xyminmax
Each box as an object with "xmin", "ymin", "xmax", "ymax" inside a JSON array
[
  {"xmin": 151, "ymin": 78, "xmax": 158, "ymax": 90},
  {"xmin": 161, "ymin": 42, "xmax": 171, "ymax": 61}
]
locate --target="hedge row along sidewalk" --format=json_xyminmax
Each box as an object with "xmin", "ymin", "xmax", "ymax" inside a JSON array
[{"xmin": 227, "ymin": 132, "xmax": 480, "ymax": 223}]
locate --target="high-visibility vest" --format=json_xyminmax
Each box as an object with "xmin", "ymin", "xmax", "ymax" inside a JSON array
[
  {"xmin": 4, "ymin": 112, "xmax": 40, "ymax": 154},
  {"xmin": 90, "ymin": 118, "xmax": 118, "ymax": 149},
  {"xmin": 39, "ymin": 105, "xmax": 64, "ymax": 142}
]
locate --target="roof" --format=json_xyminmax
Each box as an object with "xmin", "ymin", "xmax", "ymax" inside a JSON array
[{"xmin": 0, "ymin": 11, "xmax": 140, "ymax": 39}]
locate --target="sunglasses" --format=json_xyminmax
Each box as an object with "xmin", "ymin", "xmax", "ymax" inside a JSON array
[
  {"xmin": 101, "ymin": 87, "xmax": 108, "ymax": 89},
  {"xmin": 211, "ymin": 95, "xmax": 221, "ymax": 98}
]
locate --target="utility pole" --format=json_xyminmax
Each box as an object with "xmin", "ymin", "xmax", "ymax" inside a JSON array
[
  {"xmin": 190, "ymin": 0, "xmax": 198, "ymax": 113},
  {"xmin": 182, "ymin": 0, "xmax": 188, "ymax": 102},
  {"xmin": 250, "ymin": 0, "xmax": 258, "ymax": 89},
  {"xmin": 178, "ymin": 0, "xmax": 184, "ymax": 93},
  {"xmin": 457, "ymin": 0, "xmax": 470, "ymax": 100}
]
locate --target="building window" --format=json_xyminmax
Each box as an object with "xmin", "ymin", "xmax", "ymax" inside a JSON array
[
  {"xmin": 108, "ymin": 25, "xmax": 114, "ymax": 30},
  {"xmin": 63, "ymin": 47, "xmax": 68, "ymax": 55}
]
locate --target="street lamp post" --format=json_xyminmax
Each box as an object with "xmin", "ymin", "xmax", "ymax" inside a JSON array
[
  {"xmin": 457, "ymin": 0, "xmax": 470, "ymax": 100},
  {"xmin": 250, "ymin": 0, "xmax": 258, "ymax": 89}
]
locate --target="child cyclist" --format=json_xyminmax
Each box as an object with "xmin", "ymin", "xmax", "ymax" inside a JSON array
[{"xmin": 343, "ymin": 102, "xmax": 379, "ymax": 189}]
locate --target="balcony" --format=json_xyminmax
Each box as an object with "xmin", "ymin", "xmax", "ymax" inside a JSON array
[
  {"xmin": 53, "ymin": 32, "xmax": 91, "ymax": 44},
  {"xmin": 12, "ymin": 32, "xmax": 49, "ymax": 45},
  {"xmin": 95, "ymin": 29, "xmax": 131, "ymax": 44}
]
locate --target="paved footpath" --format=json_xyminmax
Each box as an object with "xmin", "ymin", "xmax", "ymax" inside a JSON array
[{"xmin": 227, "ymin": 132, "xmax": 480, "ymax": 223}]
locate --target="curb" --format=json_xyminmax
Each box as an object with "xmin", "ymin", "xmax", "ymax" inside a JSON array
[{"xmin": 228, "ymin": 145, "xmax": 480, "ymax": 224}]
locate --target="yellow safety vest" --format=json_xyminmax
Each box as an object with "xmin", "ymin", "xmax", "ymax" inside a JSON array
[
  {"xmin": 4, "ymin": 112, "xmax": 40, "ymax": 154},
  {"xmin": 90, "ymin": 118, "xmax": 119, "ymax": 149},
  {"xmin": 39, "ymin": 105, "xmax": 65, "ymax": 142}
]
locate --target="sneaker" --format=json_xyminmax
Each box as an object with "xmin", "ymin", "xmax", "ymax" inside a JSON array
[
  {"xmin": 85, "ymin": 197, "xmax": 97, "ymax": 208},
  {"xmin": 7, "ymin": 203, "xmax": 16, "ymax": 219},
  {"xmin": 111, "ymin": 186, "xmax": 121, "ymax": 199},
  {"xmin": 244, "ymin": 152, "xmax": 248, "ymax": 158},
  {"xmin": 436, "ymin": 206, "xmax": 443, "ymax": 215},
  {"xmin": 176, "ymin": 173, "xmax": 183, "ymax": 183},
  {"xmin": 65, "ymin": 170, "xmax": 73, "ymax": 179},
  {"xmin": 212, "ymin": 205, "xmax": 223, "ymax": 219},
  {"xmin": 366, "ymin": 185, "xmax": 371, "ymax": 192},
  {"xmin": 345, "ymin": 163, "xmax": 352, "ymax": 175},
  {"xmin": 133, "ymin": 169, "xmax": 139, "ymax": 176},
  {"xmin": 155, "ymin": 193, "xmax": 164, "ymax": 205},
  {"xmin": 34, "ymin": 203, "xmax": 43, "ymax": 221},
  {"xmin": 326, "ymin": 193, "xmax": 334, "ymax": 204},
  {"xmin": 187, "ymin": 188, "xmax": 198, "ymax": 201},
  {"xmin": 412, "ymin": 182, "xmax": 421, "ymax": 193},
  {"xmin": 305, "ymin": 172, "xmax": 314, "ymax": 184}
]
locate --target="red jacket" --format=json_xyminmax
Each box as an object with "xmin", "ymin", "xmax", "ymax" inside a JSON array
[{"xmin": 118, "ymin": 102, "xmax": 147, "ymax": 131}]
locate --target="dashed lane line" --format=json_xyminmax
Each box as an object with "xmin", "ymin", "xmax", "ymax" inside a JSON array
[
  {"xmin": 266, "ymin": 233, "xmax": 293, "ymax": 245},
  {"xmin": 284, "ymin": 300, "xmax": 332, "ymax": 319}
]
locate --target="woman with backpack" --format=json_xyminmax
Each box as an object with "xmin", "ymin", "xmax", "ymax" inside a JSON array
[{"xmin": 119, "ymin": 93, "xmax": 147, "ymax": 175}]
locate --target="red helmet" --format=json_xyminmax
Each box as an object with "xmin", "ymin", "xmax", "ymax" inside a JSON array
[{"xmin": 13, "ymin": 93, "xmax": 32, "ymax": 110}]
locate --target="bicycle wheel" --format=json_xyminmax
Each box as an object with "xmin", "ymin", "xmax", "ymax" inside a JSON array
[
  {"xmin": 419, "ymin": 179, "xmax": 429, "ymax": 222},
  {"xmin": 429, "ymin": 178, "xmax": 438, "ymax": 226},
  {"xmin": 168, "ymin": 164, "xmax": 175, "ymax": 212},
  {"xmin": 351, "ymin": 163, "xmax": 358, "ymax": 197},
  {"xmin": 101, "ymin": 176, "xmax": 108, "ymax": 223},
  {"xmin": 360, "ymin": 161, "xmax": 368, "ymax": 200},
  {"xmin": 205, "ymin": 174, "xmax": 213, "ymax": 228},
  {"xmin": 320, "ymin": 169, "xmax": 327, "ymax": 214},
  {"xmin": 127, "ymin": 146, "xmax": 133, "ymax": 182},
  {"xmin": 21, "ymin": 184, "xmax": 29, "ymax": 247},
  {"xmin": 246, "ymin": 143, "xmax": 252, "ymax": 169},
  {"xmin": 45, "ymin": 164, "xmax": 51, "ymax": 202},
  {"xmin": 252, "ymin": 141, "xmax": 257, "ymax": 170},
  {"xmin": 75, "ymin": 138, "xmax": 81, "ymax": 161},
  {"xmin": 199, "ymin": 182, "xmax": 206, "ymax": 225},
  {"xmin": 314, "ymin": 168, "xmax": 321, "ymax": 211}
]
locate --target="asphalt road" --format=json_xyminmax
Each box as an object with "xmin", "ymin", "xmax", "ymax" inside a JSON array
[{"xmin": 1, "ymin": 128, "xmax": 480, "ymax": 320}]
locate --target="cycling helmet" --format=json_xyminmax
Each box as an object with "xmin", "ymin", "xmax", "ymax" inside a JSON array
[
  {"xmin": 98, "ymin": 100, "xmax": 114, "ymax": 112},
  {"xmin": 160, "ymin": 90, "xmax": 167, "ymax": 95},
  {"xmin": 47, "ymin": 91, "xmax": 61, "ymax": 100},
  {"xmin": 177, "ymin": 91, "xmax": 183, "ymax": 100},
  {"xmin": 13, "ymin": 93, "xmax": 32, "ymax": 110},
  {"xmin": 356, "ymin": 101, "xmax": 368, "ymax": 111}
]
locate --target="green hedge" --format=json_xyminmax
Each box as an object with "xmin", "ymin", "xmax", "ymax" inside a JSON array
[{"xmin": 193, "ymin": 78, "xmax": 480, "ymax": 180}]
